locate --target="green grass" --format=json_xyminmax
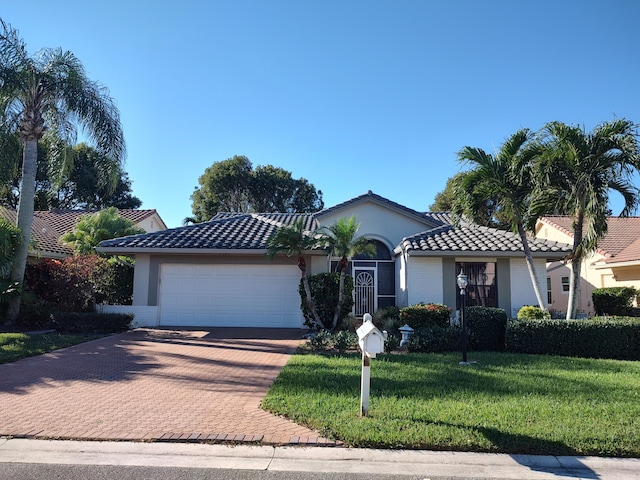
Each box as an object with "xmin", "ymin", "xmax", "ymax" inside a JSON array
[
  {"xmin": 0, "ymin": 332, "xmax": 104, "ymax": 364},
  {"xmin": 262, "ymin": 351, "xmax": 640, "ymax": 456}
]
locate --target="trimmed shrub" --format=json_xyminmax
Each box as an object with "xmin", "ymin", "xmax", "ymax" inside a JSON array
[
  {"xmin": 517, "ymin": 305, "xmax": 551, "ymax": 319},
  {"xmin": 466, "ymin": 306, "xmax": 507, "ymax": 351},
  {"xmin": 406, "ymin": 326, "xmax": 461, "ymax": 353},
  {"xmin": 505, "ymin": 317, "xmax": 640, "ymax": 360},
  {"xmin": 51, "ymin": 312, "xmax": 133, "ymax": 334},
  {"xmin": 372, "ymin": 305, "xmax": 400, "ymax": 330},
  {"xmin": 399, "ymin": 303, "xmax": 452, "ymax": 330},
  {"xmin": 331, "ymin": 330, "xmax": 358, "ymax": 353},
  {"xmin": 592, "ymin": 287, "xmax": 638, "ymax": 316},
  {"xmin": 299, "ymin": 273, "xmax": 354, "ymax": 330}
]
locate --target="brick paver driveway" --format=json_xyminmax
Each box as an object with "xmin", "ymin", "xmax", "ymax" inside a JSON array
[{"xmin": 0, "ymin": 328, "xmax": 336, "ymax": 445}]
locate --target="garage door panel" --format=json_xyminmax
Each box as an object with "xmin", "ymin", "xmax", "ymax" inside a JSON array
[{"xmin": 158, "ymin": 264, "xmax": 302, "ymax": 327}]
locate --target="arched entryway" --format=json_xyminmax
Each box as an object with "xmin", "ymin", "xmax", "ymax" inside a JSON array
[{"xmin": 336, "ymin": 240, "xmax": 395, "ymax": 317}]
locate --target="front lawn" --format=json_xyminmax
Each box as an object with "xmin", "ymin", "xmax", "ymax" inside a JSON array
[
  {"xmin": 0, "ymin": 332, "xmax": 104, "ymax": 364},
  {"xmin": 262, "ymin": 351, "xmax": 640, "ymax": 457}
]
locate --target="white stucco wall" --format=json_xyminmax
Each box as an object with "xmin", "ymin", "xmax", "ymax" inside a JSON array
[
  {"xmin": 509, "ymin": 258, "xmax": 548, "ymax": 317},
  {"xmin": 406, "ymin": 257, "xmax": 443, "ymax": 306}
]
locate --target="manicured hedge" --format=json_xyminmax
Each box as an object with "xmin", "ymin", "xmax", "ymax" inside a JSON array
[
  {"xmin": 505, "ymin": 317, "xmax": 640, "ymax": 360},
  {"xmin": 406, "ymin": 326, "xmax": 461, "ymax": 353},
  {"xmin": 399, "ymin": 303, "xmax": 452, "ymax": 329},
  {"xmin": 592, "ymin": 287, "xmax": 638, "ymax": 316},
  {"xmin": 51, "ymin": 312, "xmax": 133, "ymax": 334},
  {"xmin": 466, "ymin": 306, "xmax": 507, "ymax": 351}
]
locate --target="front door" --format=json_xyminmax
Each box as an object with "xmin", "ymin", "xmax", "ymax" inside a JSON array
[{"xmin": 354, "ymin": 267, "xmax": 376, "ymax": 317}]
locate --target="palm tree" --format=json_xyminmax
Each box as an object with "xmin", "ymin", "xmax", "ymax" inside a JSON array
[
  {"xmin": 533, "ymin": 119, "xmax": 640, "ymax": 320},
  {"xmin": 266, "ymin": 218, "xmax": 324, "ymax": 329},
  {"xmin": 318, "ymin": 216, "xmax": 376, "ymax": 331},
  {"xmin": 454, "ymin": 129, "xmax": 547, "ymax": 309},
  {"xmin": 62, "ymin": 207, "xmax": 144, "ymax": 255},
  {"xmin": 0, "ymin": 19, "xmax": 125, "ymax": 324}
]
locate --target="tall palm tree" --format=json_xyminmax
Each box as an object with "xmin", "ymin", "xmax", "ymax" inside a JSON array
[
  {"xmin": 266, "ymin": 218, "xmax": 324, "ymax": 329},
  {"xmin": 533, "ymin": 119, "xmax": 640, "ymax": 320},
  {"xmin": 454, "ymin": 129, "xmax": 547, "ymax": 309},
  {"xmin": 0, "ymin": 19, "xmax": 125, "ymax": 324},
  {"xmin": 318, "ymin": 216, "xmax": 376, "ymax": 331}
]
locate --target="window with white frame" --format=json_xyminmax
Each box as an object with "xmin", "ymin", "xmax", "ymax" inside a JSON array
[{"xmin": 561, "ymin": 276, "xmax": 570, "ymax": 293}]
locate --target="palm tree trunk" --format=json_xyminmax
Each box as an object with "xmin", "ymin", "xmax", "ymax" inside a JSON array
[
  {"xmin": 516, "ymin": 223, "xmax": 546, "ymax": 309},
  {"xmin": 4, "ymin": 139, "xmax": 38, "ymax": 325},
  {"xmin": 331, "ymin": 270, "xmax": 346, "ymax": 332},
  {"xmin": 301, "ymin": 273, "xmax": 323, "ymax": 330},
  {"xmin": 566, "ymin": 215, "xmax": 584, "ymax": 320}
]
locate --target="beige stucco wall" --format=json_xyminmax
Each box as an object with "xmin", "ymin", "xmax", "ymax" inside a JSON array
[{"xmin": 316, "ymin": 202, "xmax": 432, "ymax": 250}]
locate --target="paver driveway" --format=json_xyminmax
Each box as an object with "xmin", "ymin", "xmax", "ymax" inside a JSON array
[{"xmin": 0, "ymin": 328, "xmax": 337, "ymax": 445}]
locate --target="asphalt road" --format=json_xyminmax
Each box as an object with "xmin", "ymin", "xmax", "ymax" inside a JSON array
[{"xmin": 0, "ymin": 464, "xmax": 462, "ymax": 480}]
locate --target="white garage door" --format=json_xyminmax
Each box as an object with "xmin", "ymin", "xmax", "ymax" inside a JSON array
[{"xmin": 158, "ymin": 264, "xmax": 303, "ymax": 328}]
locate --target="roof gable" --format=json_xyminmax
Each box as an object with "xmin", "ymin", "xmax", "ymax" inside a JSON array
[{"xmin": 315, "ymin": 191, "xmax": 441, "ymax": 228}]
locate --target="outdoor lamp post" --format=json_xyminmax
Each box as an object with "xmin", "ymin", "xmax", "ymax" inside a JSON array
[{"xmin": 457, "ymin": 269, "xmax": 469, "ymax": 365}]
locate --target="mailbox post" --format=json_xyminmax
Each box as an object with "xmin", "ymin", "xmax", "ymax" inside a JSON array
[{"xmin": 356, "ymin": 313, "xmax": 386, "ymax": 416}]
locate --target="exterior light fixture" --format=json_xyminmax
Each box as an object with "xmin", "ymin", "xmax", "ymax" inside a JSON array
[{"xmin": 457, "ymin": 269, "xmax": 470, "ymax": 365}]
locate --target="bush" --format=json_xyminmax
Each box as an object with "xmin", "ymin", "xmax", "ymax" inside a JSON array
[
  {"xmin": 399, "ymin": 303, "xmax": 452, "ymax": 330},
  {"xmin": 51, "ymin": 312, "xmax": 133, "ymax": 334},
  {"xmin": 331, "ymin": 330, "xmax": 358, "ymax": 353},
  {"xmin": 517, "ymin": 305, "xmax": 551, "ymax": 319},
  {"xmin": 372, "ymin": 306, "xmax": 400, "ymax": 330},
  {"xmin": 505, "ymin": 317, "xmax": 640, "ymax": 360},
  {"xmin": 466, "ymin": 306, "xmax": 507, "ymax": 351},
  {"xmin": 306, "ymin": 329, "xmax": 357, "ymax": 353},
  {"xmin": 592, "ymin": 287, "xmax": 638, "ymax": 316},
  {"xmin": 406, "ymin": 326, "xmax": 461, "ymax": 353},
  {"xmin": 299, "ymin": 273, "xmax": 354, "ymax": 330}
]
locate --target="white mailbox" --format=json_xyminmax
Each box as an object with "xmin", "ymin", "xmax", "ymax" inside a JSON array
[{"xmin": 356, "ymin": 319, "xmax": 385, "ymax": 358}]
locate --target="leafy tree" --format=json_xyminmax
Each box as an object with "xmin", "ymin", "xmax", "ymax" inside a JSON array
[
  {"xmin": 62, "ymin": 207, "xmax": 144, "ymax": 255},
  {"xmin": 317, "ymin": 216, "xmax": 376, "ymax": 331},
  {"xmin": 191, "ymin": 155, "xmax": 253, "ymax": 221},
  {"xmin": 0, "ymin": 19, "xmax": 125, "ymax": 325},
  {"xmin": 0, "ymin": 141, "xmax": 140, "ymax": 210},
  {"xmin": 454, "ymin": 129, "xmax": 547, "ymax": 309},
  {"xmin": 266, "ymin": 218, "xmax": 324, "ymax": 329},
  {"xmin": 191, "ymin": 155, "xmax": 323, "ymax": 222},
  {"xmin": 533, "ymin": 119, "xmax": 640, "ymax": 319}
]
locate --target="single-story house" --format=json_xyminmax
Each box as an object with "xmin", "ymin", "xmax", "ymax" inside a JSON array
[
  {"xmin": 535, "ymin": 216, "xmax": 640, "ymax": 317},
  {"xmin": 0, "ymin": 207, "xmax": 167, "ymax": 259},
  {"xmin": 97, "ymin": 191, "xmax": 572, "ymax": 328}
]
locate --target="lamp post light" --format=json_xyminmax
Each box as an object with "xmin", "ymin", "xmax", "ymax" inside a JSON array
[{"xmin": 457, "ymin": 269, "xmax": 470, "ymax": 365}]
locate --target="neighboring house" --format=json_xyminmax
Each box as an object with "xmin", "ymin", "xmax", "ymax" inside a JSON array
[
  {"xmin": 0, "ymin": 207, "xmax": 167, "ymax": 259},
  {"xmin": 535, "ymin": 216, "xmax": 640, "ymax": 317},
  {"xmin": 97, "ymin": 191, "xmax": 572, "ymax": 328}
]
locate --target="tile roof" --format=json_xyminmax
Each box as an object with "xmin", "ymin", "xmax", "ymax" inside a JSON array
[
  {"xmin": 0, "ymin": 207, "xmax": 165, "ymax": 257},
  {"xmin": 99, "ymin": 213, "xmax": 317, "ymax": 251},
  {"xmin": 99, "ymin": 206, "xmax": 571, "ymax": 258},
  {"xmin": 540, "ymin": 215, "xmax": 640, "ymax": 263},
  {"xmin": 401, "ymin": 221, "xmax": 572, "ymax": 256}
]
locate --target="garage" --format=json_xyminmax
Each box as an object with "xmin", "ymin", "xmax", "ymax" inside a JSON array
[{"xmin": 158, "ymin": 264, "xmax": 304, "ymax": 328}]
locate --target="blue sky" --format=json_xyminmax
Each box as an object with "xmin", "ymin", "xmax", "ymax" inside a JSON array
[{"xmin": 3, "ymin": 1, "xmax": 639, "ymax": 227}]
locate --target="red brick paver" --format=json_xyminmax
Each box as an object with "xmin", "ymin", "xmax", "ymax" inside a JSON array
[{"xmin": 0, "ymin": 328, "xmax": 341, "ymax": 446}]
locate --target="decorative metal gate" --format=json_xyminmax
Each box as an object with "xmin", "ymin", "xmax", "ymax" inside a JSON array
[{"xmin": 354, "ymin": 269, "xmax": 375, "ymax": 317}]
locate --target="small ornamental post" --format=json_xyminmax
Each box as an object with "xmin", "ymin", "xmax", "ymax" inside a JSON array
[{"xmin": 356, "ymin": 313, "xmax": 386, "ymax": 417}]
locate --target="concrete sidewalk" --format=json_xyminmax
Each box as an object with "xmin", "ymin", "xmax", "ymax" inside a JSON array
[{"xmin": 1, "ymin": 438, "xmax": 638, "ymax": 480}]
